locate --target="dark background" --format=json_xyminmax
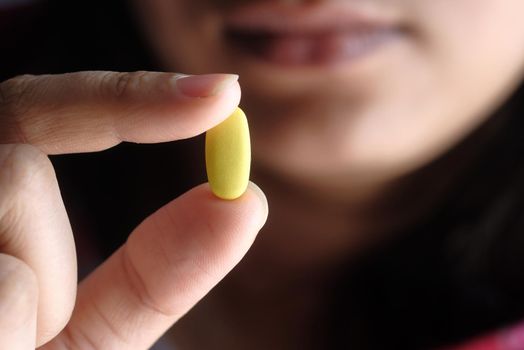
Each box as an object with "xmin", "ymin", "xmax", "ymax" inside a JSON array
[{"xmin": 3, "ymin": 1, "xmax": 524, "ymax": 349}]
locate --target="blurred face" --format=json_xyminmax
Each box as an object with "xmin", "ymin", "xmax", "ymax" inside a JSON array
[{"xmin": 134, "ymin": 0, "xmax": 524, "ymax": 194}]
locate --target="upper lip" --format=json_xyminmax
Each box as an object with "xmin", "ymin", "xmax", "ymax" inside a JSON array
[{"xmin": 224, "ymin": 1, "xmax": 401, "ymax": 34}]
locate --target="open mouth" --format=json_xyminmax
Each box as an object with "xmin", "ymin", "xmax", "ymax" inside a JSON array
[
  {"xmin": 223, "ymin": 2, "xmax": 403, "ymax": 67},
  {"xmin": 225, "ymin": 26, "xmax": 400, "ymax": 66}
]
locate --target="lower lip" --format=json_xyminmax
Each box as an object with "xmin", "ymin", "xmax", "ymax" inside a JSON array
[{"xmin": 225, "ymin": 28, "xmax": 401, "ymax": 67}]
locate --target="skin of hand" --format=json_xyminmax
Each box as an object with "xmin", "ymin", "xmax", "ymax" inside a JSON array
[{"xmin": 0, "ymin": 71, "xmax": 268, "ymax": 349}]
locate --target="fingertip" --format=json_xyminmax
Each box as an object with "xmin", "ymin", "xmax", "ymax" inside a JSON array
[
  {"xmin": 113, "ymin": 72, "xmax": 242, "ymax": 144},
  {"xmin": 169, "ymin": 73, "xmax": 242, "ymax": 135},
  {"xmin": 245, "ymin": 181, "xmax": 269, "ymax": 230},
  {"xmin": 175, "ymin": 74, "xmax": 239, "ymax": 98},
  {"xmin": 164, "ymin": 77, "xmax": 242, "ymax": 139},
  {"xmin": 198, "ymin": 79, "xmax": 242, "ymax": 130},
  {"xmin": 197, "ymin": 181, "xmax": 267, "ymax": 232}
]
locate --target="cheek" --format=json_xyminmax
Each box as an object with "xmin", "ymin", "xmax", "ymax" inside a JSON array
[
  {"xmin": 392, "ymin": 0, "xmax": 524, "ymax": 161},
  {"xmin": 133, "ymin": 0, "xmax": 226, "ymax": 73},
  {"xmin": 411, "ymin": 0, "xmax": 524, "ymax": 76},
  {"xmin": 251, "ymin": 0, "xmax": 524, "ymax": 186}
]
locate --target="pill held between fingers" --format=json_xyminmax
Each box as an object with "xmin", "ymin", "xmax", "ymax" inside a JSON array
[{"xmin": 205, "ymin": 107, "xmax": 251, "ymax": 200}]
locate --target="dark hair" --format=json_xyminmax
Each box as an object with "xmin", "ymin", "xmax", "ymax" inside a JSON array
[
  {"xmin": 3, "ymin": 1, "xmax": 524, "ymax": 349},
  {"xmin": 324, "ymin": 82, "xmax": 524, "ymax": 349},
  {"xmin": 1, "ymin": 0, "xmax": 154, "ymax": 78}
]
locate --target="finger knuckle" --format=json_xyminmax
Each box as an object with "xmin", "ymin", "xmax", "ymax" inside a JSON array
[
  {"xmin": 0, "ymin": 254, "xmax": 38, "ymax": 294},
  {"xmin": 121, "ymin": 246, "xmax": 177, "ymax": 318},
  {"xmin": 0, "ymin": 75, "xmax": 38, "ymax": 119},
  {"xmin": 109, "ymin": 71, "xmax": 150, "ymax": 99},
  {"xmin": 0, "ymin": 144, "xmax": 54, "ymax": 196},
  {"xmin": 0, "ymin": 255, "xmax": 38, "ymax": 330},
  {"xmin": 58, "ymin": 326, "xmax": 99, "ymax": 350},
  {"xmin": 0, "ymin": 146, "xmax": 55, "ymax": 265}
]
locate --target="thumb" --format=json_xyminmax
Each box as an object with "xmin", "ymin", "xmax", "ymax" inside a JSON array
[{"xmin": 44, "ymin": 182, "xmax": 268, "ymax": 350}]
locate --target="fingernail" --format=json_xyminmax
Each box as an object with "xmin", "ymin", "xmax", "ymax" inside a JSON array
[
  {"xmin": 248, "ymin": 181, "xmax": 269, "ymax": 229},
  {"xmin": 175, "ymin": 74, "xmax": 239, "ymax": 98}
]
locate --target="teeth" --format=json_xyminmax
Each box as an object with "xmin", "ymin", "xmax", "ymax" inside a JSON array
[
  {"xmin": 267, "ymin": 35, "xmax": 313, "ymax": 65},
  {"xmin": 227, "ymin": 26, "xmax": 398, "ymax": 66},
  {"xmin": 264, "ymin": 28, "xmax": 396, "ymax": 65},
  {"xmin": 340, "ymin": 31, "xmax": 376, "ymax": 58}
]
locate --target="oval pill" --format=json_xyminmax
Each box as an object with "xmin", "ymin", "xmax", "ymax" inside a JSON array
[{"xmin": 205, "ymin": 107, "xmax": 251, "ymax": 200}]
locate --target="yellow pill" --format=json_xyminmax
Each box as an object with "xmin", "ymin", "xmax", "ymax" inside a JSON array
[{"xmin": 205, "ymin": 107, "xmax": 251, "ymax": 200}]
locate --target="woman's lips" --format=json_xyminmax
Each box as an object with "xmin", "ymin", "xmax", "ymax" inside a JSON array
[
  {"xmin": 226, "ymin": 27, "xmax": 400, "ymax": 66},
  {"xmin": 223, "ymin": 2, "xmax": 403, "ymax": 66}
]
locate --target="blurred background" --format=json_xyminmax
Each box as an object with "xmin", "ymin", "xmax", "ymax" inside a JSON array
[{"xmin": 3, "ymin": 1, "xmax": 524, "ymax": 350}]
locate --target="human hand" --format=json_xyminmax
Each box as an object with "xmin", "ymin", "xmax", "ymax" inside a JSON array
[{"xmin": 0, "ymin": 71, "xmax": 268, "ymax": 349}]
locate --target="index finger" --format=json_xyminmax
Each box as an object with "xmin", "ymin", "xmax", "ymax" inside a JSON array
[{"xmin": 0, "ymin": 71, "xmax": 240, "ymax": 154}]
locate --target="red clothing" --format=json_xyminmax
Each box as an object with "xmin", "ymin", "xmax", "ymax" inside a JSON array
[{"xmin": 444, "ymin": 321, "xmax": 524, "ymax": 350}]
